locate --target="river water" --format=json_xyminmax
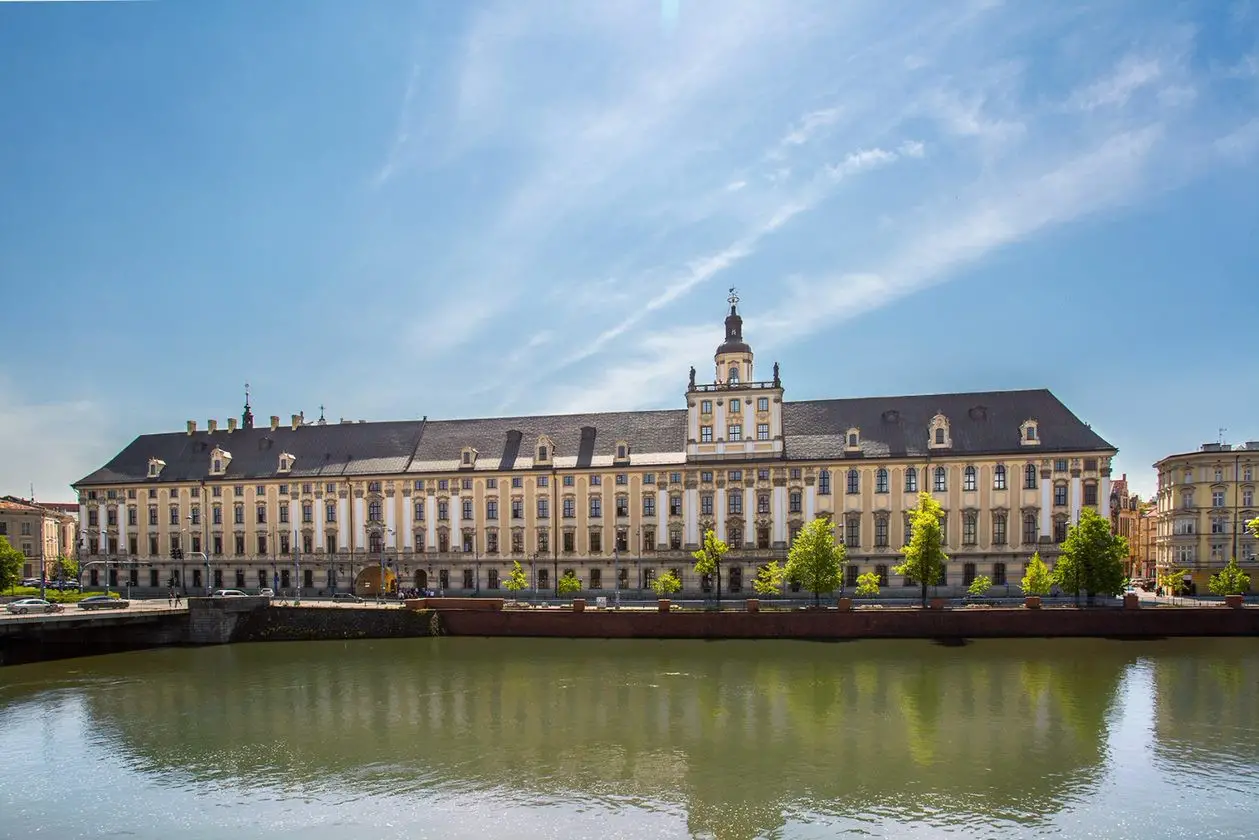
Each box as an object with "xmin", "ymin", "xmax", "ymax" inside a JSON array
[{"xmin": 0, "ymin": 637, "xmax": 1256, "ymax": 839}]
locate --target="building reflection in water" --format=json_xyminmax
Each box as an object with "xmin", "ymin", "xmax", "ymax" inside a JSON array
[{"xmin": 66, "ymin": 638, "xmax": 1145, "ymax": 839}]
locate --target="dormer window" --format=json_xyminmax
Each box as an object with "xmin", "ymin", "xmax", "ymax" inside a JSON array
[
  {"xmin": 535, "ymin": 435, "xmax": 554, "ymax": 466},
  {"xmin": 928, "ymin": 414, "xmax": 952, "ymax": 450},
  {"xmin": 209, "ymin": 447, "xmax": 232, "ymax": 475},
  {"xmin": 845, "ymin": 428, "xmax": 861, "ymax": 451},
  {"xmin": 614, "ymin": 440, "xmax": 630, "ymax": 464},
  {"xmin": 460, "ymin": 446, "xmax": 478, "ymax": 469},
  {"xmin": 278, "ymin": 452, "xmax": 295, "ymax": 473},
  {"xmin": 1020, "ymin": 419, "xmax": 1040, "ymax": 446},
  {"xmin": 728, "ymin": 365, "xmax": 739, "ymax": 383},
  {"xmin": 147, "ymin": 458, "xmax": 166, "ymax": 479}
]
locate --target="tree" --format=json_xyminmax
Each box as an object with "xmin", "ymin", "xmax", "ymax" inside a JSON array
[
  {"xmin": 854, "ymin": 572, "xmax": 881, "ymax": 598},
  {"xmin": 692, "ymin": 528, "xmax": 730, "ymax": 606},
  {"xmin": 785, "ymin": 516, "xmax": 846, "ymax": 606},
  {"xmin": 967, "ymin": 575, "xmax": 993, "ymax": 599},
  {"xmin": 752, "ymin": 561, "xmax": 785, "ymax": 597},
  {"xmin": 1208, "ymin": 557, "xmax": 1252, "ymax": 596},
  {"xmin": 556, "ymin": 570, "xmax": 582, "ymax": 596},
  {"xmin": 651, "ymin": 569, "xmax": 682, "ymax": 599},
  {"xmin": 893, "ymin": 492, "xmax": 947, "ymax": 607},
  {"xmin": 1020, "ymin": 552, "xmax": 1053, "ymax": 597},
  {"xmin": 1248, "ymin": 516, "xmax": 1259, "ymax": 540},
  {"xmin": 1052, "ymin": 508, "xmax": 1127, "ymax": 601},
  {"xmin": 56, "ymin": 555, "xmax": 79, "ymax": 582},
  {"xmin": 1157, "ymin": 567, "xmax": 1190, "ymax": 597},
  {"xmin": 502, "ymin": 560, "xmax": 529, "ymax": 598},
  {"xmin": 0, "ymin": 536, "xmax": 23, "ymax": 593}
]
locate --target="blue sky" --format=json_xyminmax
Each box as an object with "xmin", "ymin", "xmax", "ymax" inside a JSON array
[{"xmin": 1, "ymin": 0, "xmax": 1256, "ymax": 502}]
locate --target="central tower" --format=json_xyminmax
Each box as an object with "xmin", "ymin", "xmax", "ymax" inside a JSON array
[{"xmin": 714, "ymin": 289, "xmax": 753, "ymax": 385}]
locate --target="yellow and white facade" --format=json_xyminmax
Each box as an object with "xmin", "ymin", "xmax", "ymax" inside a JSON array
[{"xmin": 73, "ymin": 295, "xmax": 1118, "ymax": 597}]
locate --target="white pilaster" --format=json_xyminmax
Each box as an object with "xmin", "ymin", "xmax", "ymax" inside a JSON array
[
  {"xmin": 338, "ymin": 498, "xmax": 349, "ymax": 550},
  {"xmin": 426, "ymin": 496, "xmax": 436, "ymax": 549},
  {"xmin": 315, "ymin": 500, "xmax": 325, "ymax": 551},
  {"xmin": 97, "ymin": 503, "xmax": 106, "ymax": 553},
  {"xmin": 746, "ymin": 499, "xmax": 755, "ymax": 547},
  {"xmin": 289, "ymin": 500, "xmax": 299, "ymax": 540},
  {"xmin": 1070, "ymin": 475, "xmax": 1082, "ymax": 524},
  {"xmin": 386, "ymin": 501, "xmax": 396, "ymax": 547},
  {"xmin": 716, "ymin": 488, "xmax": 726, "ymax": 538},
  {"xmin": 805, "ymin": 487, "xmax": 815, "ymax": 522},
  {"xmin": 119, "ymin": 506, "xmax": 127, "ymax": 556},
  {"xmin": 685, "ymin": 488, "xmax": 699, "ymax": 545},
  {"xmin": 403, "ymin": 496, "xmax": 413, "ymax": 549},
  {"xmin": 656, "ymin": 489, "xmax": 667, "ymax": 546},
  {"xmin": 1098, "ymin": 475, "xmax": 1110, "ymax": 516},
  {"xmin": 1039, "ymin": 475, "xmax": 1051, "ymax": 537},
  {"xmin": 354, "ymin": 498, "xmax": 366, "ymax": 550},
  {"xmin": 773, "ymin": 486, "xmax": 787, "ymax": 544}
]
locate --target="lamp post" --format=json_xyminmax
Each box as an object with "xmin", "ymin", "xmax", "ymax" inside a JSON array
[
  {"xmin": 293, "ymin": 528, "xmax": 301, "ymax": 606},
  {"xmin": 613, "ymin": 542, "xmax": 620, "ymax": 609},
  {"xmin": 531, "ymin": 551, "xmax": 538, "ymax": 605}
]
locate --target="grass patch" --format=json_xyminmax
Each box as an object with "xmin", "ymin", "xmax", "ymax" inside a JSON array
[{"xmin": 3, "ymin": 587, "xmax": 122, "ymax": 604}]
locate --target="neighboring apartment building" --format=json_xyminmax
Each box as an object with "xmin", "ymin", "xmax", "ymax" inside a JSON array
[
  {"xmin": 0, "ymin": 497, "xmax": 76, "ymax": 580},
  {"xmin": 1108, "ymin": 474, "xmax": 1151, "ymax": 579},
  {"xmin": 1134, "ymin": 507, "xmax": 1158, "ymax": 581},
  {"xmin": 1154, "ymin": 441, "xmax": 1259, "ymax": 592},
  {"xmin": 72, "ymin": 295, "xmax": 1118, "ymax": 598}
]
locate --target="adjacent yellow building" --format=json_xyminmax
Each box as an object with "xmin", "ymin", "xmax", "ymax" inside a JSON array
[
  {"xmin": 1154, "ymin": 441, "xmax": 1259, "ymax": 592},
  {"xmin": 72, "ymin": 295, "xmax": 1118, "ymax": 597},
  {"xmin": 0, "ymin": 497, "xmax": 76, "ymax": 580}
]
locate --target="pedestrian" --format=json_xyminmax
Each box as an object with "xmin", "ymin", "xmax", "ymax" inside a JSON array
[
  {"xmin": 174, "ymin": 590, "xmax": 183, "ymax": 607},
  {"xmin": 168, "ymin": 587, "xmax": 174, "ymax": 607}
]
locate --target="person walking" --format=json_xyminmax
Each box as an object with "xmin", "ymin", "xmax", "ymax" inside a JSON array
[{"xmin": 168, "ymin": 587, "xmax": 174, "ymax": 607}]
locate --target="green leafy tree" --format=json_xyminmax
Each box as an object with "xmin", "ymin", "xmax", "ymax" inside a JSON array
[
  {"xmin": 1020, "ymin": 552, "xmax": 1053, "ymax": 597},
  {"xmin": 1208, "ymin": 557, "xmax": 1252, "ymax": 596},
  {"xmin": 502, "ymin": 560, "xmax": 529, "ymax": 597},
  {"xmin": 785, "ymin": 516, "xmax": 846, "ymax": 606},
  {"xmin": 752, "ymin": 561, "xmax": 785, "ymax": 597},
  {"xmin": 0, "ymin": 536, "xmax": 24, "ymax": 592},
  {"xmin": 1052, "ymin": 507, "xmax": 1127, "ymax": 601},
  {"xmin": 556, "ymin": 570, "xmax": 582, "ymax": 596},
  {"xmin": 56, "ymin": 555, "xmax": 79, "ymax": 582},
  {"xmin": 893, "ymin": 492, "xmax": 947, "ymax": 607},
  {"xmin": 692, "ymin": 528, "xmax": 730, "ymax": 606},
  {"xmin": 651, "ymin": 569, "xmax": 682, "ymax": 598},
  {"xmin": 1157, "ymin": 567, "xmax": 1190, "ymax": 597},
  {"xmin": 1248, "ymin": 516, "xmax": 1259, "ymax": 540},
  {"xmin": 967, "ymin": 575, "xmax": 993, "ymax": 598},
  {"xmin": 854, "ymin": 571, "xmax": 881, "ymax": 598}
]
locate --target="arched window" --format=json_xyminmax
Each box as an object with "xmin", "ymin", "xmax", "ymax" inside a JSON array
[
  {"xmin": 933, "ymin": 466, "xmax": 947, "ymax": 492},
  {"xmin": 964, "ymin": 466, "xmax": 977, "ymax": 491},
  {"xmin": 994, "ymin": 464, "xmax": 1007, "ymax": 490},
  {"xmin": 1024, "ymin": 464, "xmax": 1038, "ymax": 489},
  {"xmin": 818, "ymin": 470, "xmax": 831, "ymax": 495},
  {"xmin": 368, "ymin": 501, "xmax": 382, "ymax": 521},
  {"xmin": 847, "ymin": 469, "xmax": 860, "ymax": 494},
  {"xmin": 728, "ymin": 365, "xmax": 739, "ymax": 383},
  {"xmin": 1022, "ymin": 512, "xmax": 1038, "ymax": 544},
  {"xmin": 905, "ymin": 467, "xmax": 918, "ymax": 493},
  {"xmin": 935, "ymin": 428, "xmax": 945, "ymax": 445},
  {"xmin": 876, "ymin": 468, "xmax": 889, "ymax": 494}
]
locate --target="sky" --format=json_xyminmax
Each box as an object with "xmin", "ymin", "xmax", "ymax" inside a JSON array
[{"xmin": 0, "ymin": 0, "xmax": 1256, "ymax": 503}]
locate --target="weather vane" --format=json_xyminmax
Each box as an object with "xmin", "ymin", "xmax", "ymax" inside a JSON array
[{"xmin": 728, "ymin": 286, "xmax": 739, "ymax": 306}]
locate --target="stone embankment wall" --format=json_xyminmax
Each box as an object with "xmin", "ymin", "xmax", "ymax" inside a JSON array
[{"xmin": 231, "ymin": 606, "xmax": 442, "ymax": 643}]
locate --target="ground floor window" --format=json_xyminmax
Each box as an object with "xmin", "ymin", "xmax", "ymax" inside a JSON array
[
  {"xmin": 281, "ymin": 570, "xmax": 290, "ymax": 589},
  {"xmin": 846, "ymin": 566, "xmax": 859, "ymax": 587},
  {"xmin": 643, "ymin": 568, "xmax": 655, "ymax": 587},
  {"xmin": 728, "ymin": 566, "xmax": 742, "ymax": 592},
  {"xmin": 213, "ymin": 569, "xmax": 223, "ymax": 588},
  {"xmin": 258, "ymin": 570, "xmax": 267, "ymax": 589},
  {"xmin": 993, "ymin": 562, "xmax": 1007, "ymax": 586},
  {"xmin": 303, "ymin": 569, "xmax": 314, "ymax": 588},
  {"xmin": 439, "ymin": 569, "xmax": 450, "ymax": 589},
  {"xmin": 192, "ymin": 569, "xmax": 202, "ymax": 588},
  {"xmin": 236, "ymin": 570, "xmax": 246, "ymax": 588},
  {"xmin": 963, "ymin": 563, "xmax": 976, "ymax": 586},
  {"xmin": 150, "ymin": 569, "xmax": 159, "ymax": 588},
  {"xmin": 590, "ymin": 569, "xmax": 602, "ymax": 589},
  {"xmin": 463, "ymin": 568, "xmax": 474, "ymax": 589},
  {"xmin": 536, "ymin": 568, "xmax": 547, "ymax": 589},
  {"xmin": 129, "ymin": 569, "xmax": 138, "ymax": 587},
  {"xmin": 876, "ymin": 565, "xmax": 889, "ymax": 586},
  {"xmin": 488, "ymin": 569, "xmax": 499, "ymax": 589}
]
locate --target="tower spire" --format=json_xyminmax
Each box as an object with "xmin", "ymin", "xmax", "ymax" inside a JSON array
[{"xmin": 242, "ymin": 382, "xmax": 255, "ymax": 430}]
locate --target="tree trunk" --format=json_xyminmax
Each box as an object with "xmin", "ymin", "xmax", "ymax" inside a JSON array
[
  {"xmin": 716, "ymin": 562, "xmax": 721, "ymax": 609},
  {"xmin": 920, "ymin": 569, "xmax": 927, "ymax": 608}
]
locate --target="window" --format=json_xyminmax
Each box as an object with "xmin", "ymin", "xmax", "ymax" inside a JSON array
[
  {"xmin": 615, "ymin": 496, "xmax": 629, "ymax": 517},
  {"xmin": 1212, "ymin": 517, "xmax": 1227, "ymax": 535},
  {"xmin": 701, "ymin": 426, "xmax": 713, "ymax": 443},
  {"xmin": 757, "ymin": 423, "xmax": 770, "ymax": 440},
  {"xmin": 964, "ymin": 466, "xmax": 977, "ymax": 492},
  {"xmin": 512, "ymin": 531, "xmax": 524, "ymax": 554},
  {"xmin": 644, "ymin": 473, "xmax": 655, "ymax": 484},
  {"xmin": 234, "ymin": 504, "xmax": 245, "ymax": 525},
  {"xmin": 728, "ymin": 491, "xmax": 743, "ymax": 515},
  {"xmin": 757, "ymin": 494, "xmax": 770, "ymax": 514},
  {"xmin": 701, "ymin": 472, "xmax": 713, "ymax": 483},
  {"xmin": 846, "ymin": 469, "xmax": 859, "ymax": 494},
  {"xmin": 728, "ymin": 470, "xmax": 742, "ymax": 481},
  {"xmin": 326, "ymin": 502, "xmax": 337, "ymax": 523},
  {"xmin": 486, "ymin": 499, "xmax": 498, "ymax": 520},
  {"xmin": 462, "ymin": 499, "xmax": 474, "ymax": 520},
  {"xmin": 1025, "ymin": 464, "xmax": 1038, "ymax": 489},
  {"xmin": 643, "ymin": 496, "xmax": 655, "ymax": 516},
  {"xmin": 437, "ymin": 500, "xmax": 449, "ymax": 520},
  {"xmin": 413, "ymin": 480, "xmax": 423, "ymax": 491},
  {"xmin": 728, "ymin": 365, "xmax": 739, "ymax": 383},
  {"xmin": 1212, "ymin": 490, "xmax": 1226, "ymax": 508},
  {"xmin": 512, "ymin": 499, "xmax": 524, "ymax": 520},
  {"xmin": 1245, "ymin": 466, "xmax": 1254, "ymax": 481},
  {"xmin": 126, "ymin": 507, "xmax": 137, "ymax": 526},
  {"xmin": 563, "ymin": 498, "xmax": 575, "ymax": 518},
  {"xmin": 791, "ymin": 468, "xmax": 801, "ymax": 479},
  {"xmin": 963, "ymin": 512, "xmax": 977, "ymax": 545},
  {"xmin": 1025, "ymin": 424, "xmax": 1037, "ymax": 441},
  {"xmin": 278, "ymin": 505, "xmax": 289, "ymax": 524},
  {"xmin": 1052, "ymin": 517, "xmax": 1068, "ymax": 543},
  {"xmin": 1055, "ymin": 459, "xmax": 1068, "ymax": 473},
  {"xmin": 563, "ymin": 532, "xmax": 575, "ymax": 553},
  {"xmin": 993, "ymin": 513, "xmax": 1007, "ymax": 545},
  {"xmin": 438, "ymin": 480, "xmax": 449, "ymax": 491},
  {"xmin": 537, "ymin": 445, "xmax": 548, "ymax": 462},
  {"xmin": 848, "ymin": 432, "xmax": 859, "ymax": 448},
  {"xmin": 590, "ymin": 475, "xmax": 602, "ymax": 486},
  {"xmin": 701, "ymin": 400, "xmax": 712, "ymax": 414},
  {"xmin": 538, "ymin": 531, "xmax": 550, "ymax": 553},
  {"xmin": 1083, "ymin": 483, "xmax": 1098, "ymax": 507},
  {"xmin": 875, "ymin": 468, "xmax": 888, "ymax": 494},
  {"xmin": 590, "ymin": 568, "xmax": 602, "ymax": 589},
  {"xmin": 757, "ymin": 528, "xmax": 770, "ymax": 549},
  {"xmin": 993, "ymin": 562, "xmax": 1007, "ymax": 586},
  {"xmin": 616, "ymin": 474, "xmax": 627, "ymax": 485},
  {"xmin": 670, "ymin": 472, "xmax": 682, "ymax": 483},
  {"xmin": 876, "ymin": 565, "xmax": 889, "ymax": 587},
  {"xmin": 730, "ymin": 398, "xmax": 741, "ymax": 413},
  {"xmin": 994, "ymin": 465, "xmax": 1007, "ymax": 490},
  {"xmin": 170, "ymin": 505, "xmax": 180, "ymax": 526},
  {"xmin": 1215, "ymin": 468, "xmax": 1224, "ymax": 482},
  {"xmin": 463, "ymin": 568, "xmax": 474, "ymax": 589},
  {"xmin": 564, "ymin": 476, "xmax": 574, "ymax": 487},
  {"xmin": 935, "ymin": 428, "xmax": 945, "ymax": 445},
  {"xmin": 589, "ymin": 497, "xmax": 602, "ymax": 518},
  {"xmin": 728, "ymin": 425, "xmax": 742, "ymax": 441},
  {"xmin": 255, "ymin": 503, "xmax": 267, "ymax": 524},
  {"xmin": 701, "ymin": 494, "xmax": 714, "ymax": 516},
  {"xmin": 258, "ymin": 534, "xmax": 268, "ymax": 555},
  {"xmin": 670, "ymin": 495, "xmax": 682, "ymax": 516},
  {"xmin": 538, "ymin": 476, "xmax": 549, "ymax": 488},
  {"xmin": 875, "ymin": 515, "xmax": 889, "ymax": 547},
  {"xmin": 590, "ymin": 531, "xmax": 602, "ymax": 553},
  {"xmin": 509, "ymin": 477, "xmax": 521, "ymax": 489},
  {"xmin": 1023, "ymin": 513, "xmax": 1038, "ymax": 545},
  {"xmin": 303, "ymin": 503, "xmax": 313, "ymax": 523},
  {"xmin": 818, "ymin": 470, "xmax": 831, "ymax": 495},
  {"xmin": 1244, "ymin": 489, "xmax": 1254, "ymax": 507},
  {"xmin": 1053, "ymin": 483, "xmax": 1068, "ymax": 506},
  {"xmin": 757, "ymin": 397, "xmax": 769, "ymax": 412},
  {"xmin": 789, "ymin": 492, "xmax": 802, "ymax": 514},
  {"xmin": 670, "ymin": 530, "xmax": 682, "ymax": 550},
  {"xmin": 933, "ymin": 467, "xmax": 946, "ymax": 492},
  {"xmin": 905, "ymin": 467, "xmax": 918, "ymax": 493},
  {"xmin": 537, "ymin": 498, "xmax": 549, "ymax": 519},
  {"xmin": 845, "ymin": 516, "xmax": 860, "ymax": 549}
]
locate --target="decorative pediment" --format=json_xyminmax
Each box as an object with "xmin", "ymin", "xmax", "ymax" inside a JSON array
[
  {"xmin": 460, "ymin": 446, "xmax": 478, "ymax": 469},
  {"xmin": 147, "ymin": 458, "xmax": 166, "ymax": 478},
  {"xmin": 1020, "ymin": 418, "xmax": 1040, "ymax": 446},
  {"xmin": 928, "ymin": 413, "xmax": 952, "ymax": 449},
  {"xmin": 535, "ymin": 435, "xmax": 555, "ymax": 466},
  {"xmin": 277, "ymin": 452, "xmax": 296, "ymax": 473},
  {"xmin": 209, "ymin": 447, "xmax": 232, "ymax": 475}
]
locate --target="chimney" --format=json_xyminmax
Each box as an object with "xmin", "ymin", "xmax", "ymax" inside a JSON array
[
  {"xmin": 270, "ymin": 415, "xmax": 280, "ymax": 431},
  {"xmin": 208, "ymin": 419, "xmax": 218, "ymax": 433},
  {"xmin": 291, "ymin": 414, "xmax": 300, "ymax": 431},
  {"xmin": 187, "ymin": 420, "xmax": 197, "ymax": 435},
  {"xmin": 228, "ymin": 418, "xmax": 238, "ymax": 433}
]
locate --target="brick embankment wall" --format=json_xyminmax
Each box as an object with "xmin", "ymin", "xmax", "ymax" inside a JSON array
[
  {"xmin": 434, "ymin": 606, "xmax": 1259, "ymax": 640},
  {"xmin": 231, "ymin": 606, "xmax": 443, "ymax": 643}
]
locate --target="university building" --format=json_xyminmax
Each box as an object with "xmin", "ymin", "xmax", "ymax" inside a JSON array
[{"xmin": 72, "ymin": 295, "xmax": 1117, "ymax": 597}]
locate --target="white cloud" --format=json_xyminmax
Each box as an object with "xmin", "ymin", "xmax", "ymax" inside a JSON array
[
  {"xmin": 1068, "ymin": 57, "xmax": 1162, "ymax": 111},
  {"xmin": 0, "ymin": 379, "xmax": 108, "ymax": 501}
]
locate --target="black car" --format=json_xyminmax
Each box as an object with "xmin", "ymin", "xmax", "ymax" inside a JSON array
[
  {"xmin": 331, "ymin": 593, "xmax": 364, "ymax": 603},
  {"xmin": 77, "ymin": 595, "xmax": 130, "ymax": 611}
]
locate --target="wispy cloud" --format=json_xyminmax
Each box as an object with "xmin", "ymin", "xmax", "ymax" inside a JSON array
[
  {"xmin": 0, "ymin": 377, "xmax": 107, "ymax": 499},
  {"xmin": 1068, "ymin": 56, "xmax": 1162, "ymax": 111}
]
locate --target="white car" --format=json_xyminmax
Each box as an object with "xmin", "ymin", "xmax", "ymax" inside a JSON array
[
  {"xmin": 211, "ymin": 589, "xmax": 248, "ymax": 598},
  {"xmin": 6, "ymin": 598, "xmax": 64, "ymax": 615},
  {"xmin": 258, "ymin": 588, "xmax": 275, "ymax": 598}
]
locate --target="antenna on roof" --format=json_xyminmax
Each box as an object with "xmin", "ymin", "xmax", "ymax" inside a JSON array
[{"xmin": 1219, "ymin": 427, "xmax": 1227, "ymax": 445}]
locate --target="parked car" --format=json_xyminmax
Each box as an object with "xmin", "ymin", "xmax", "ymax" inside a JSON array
[
  {"xmin": 331, "ymin": 593, "xmax": 364, "ymax": 603},
  {"xmin": 21, "ymin": 578, "xmax": 42, "ymax": 588},
  {"xmin": 51, "ymin": 579, "xmax": 80, "ymax": 591},
  {"xmin": 5, "ymin": 599, "xmax": 64, "ymax": 615},
  {"xmin": 258, "ymin": 588, "xmax": 275, "ymax": 598},
  {"xmin": 77, "ymin": 595, "xmax": 130, "ymax": 611},
  {"xmin": 212, "ymin": 589, "xmax": 248, "ymax": 598}
]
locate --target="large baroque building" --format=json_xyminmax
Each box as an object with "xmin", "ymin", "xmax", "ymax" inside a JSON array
[
  {"xmin": 1153, "ymin": 440, "xmax": 1259, "ymax": 592},
  {"xmin": 73, "ymin": 296, "xmax": 1117, "ymax": 597}
]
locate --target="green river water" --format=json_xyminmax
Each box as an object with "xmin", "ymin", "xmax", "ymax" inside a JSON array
[{"xmin": 0, "ymin": 637, "xmax": 1256, "ymax": 839}]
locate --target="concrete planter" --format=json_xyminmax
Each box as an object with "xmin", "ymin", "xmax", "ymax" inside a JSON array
[
  {"xmin": 572, "ymin": 599, "xmax": 585, "ymax": 613},
  {"xmin": 658, "ymin": 599, "xmax": 671, "ymax": 613},
  {"xmin": 1123, "ymin": 593, "xmax": 1140, "ymax": 610},
  {"xmin": 928, "ymin": 598, "xmax": 947, "ymax": 610},
  {"xmin": 1024, "ymin": 596, "xmax": 1042, "ymax": 610},
  {"xmin": 745, "ymin": 598, "xmax": 760, "ymax": 613},
  {"xmin": 836, "ymin": 597, "xmax": 853, "ymax": 612},
  {"xmin": 1224, "ymin": 594, "xmax": 1244, "ymax": 609}
]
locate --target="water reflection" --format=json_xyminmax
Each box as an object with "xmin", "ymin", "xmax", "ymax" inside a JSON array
[{"xmin": 21, "ymin": 638, "xmax": 1144, "ymax": 838}]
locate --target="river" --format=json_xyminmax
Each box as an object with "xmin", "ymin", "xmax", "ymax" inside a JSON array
[{"xmin": 0, "ymin": 637, "xmax": 1255, "ymax": 839}]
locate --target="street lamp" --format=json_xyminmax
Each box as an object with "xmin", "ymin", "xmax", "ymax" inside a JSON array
[{"xmin": 293, "ymin": 528, "xmax": 302, "ymax": 606}]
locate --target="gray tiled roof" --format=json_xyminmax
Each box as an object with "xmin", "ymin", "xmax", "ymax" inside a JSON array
[{"xmin": 73, "ymin": 388, "xmax": 1113, "ymax": 487}]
